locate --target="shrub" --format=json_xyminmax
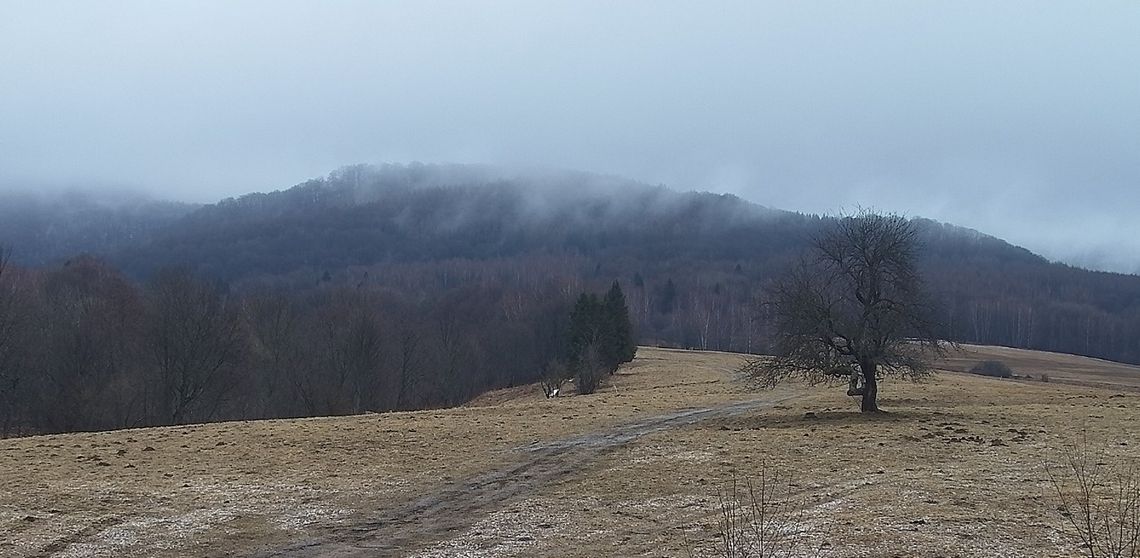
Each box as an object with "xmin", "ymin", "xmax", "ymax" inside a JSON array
[
  {"xmin": 970, "ymin": 360, "xmax": 1013, "ymax": 378},
  {"xmin": 1044, "ymin": 437, "xmax": 1140, "ymax": 558},
  {"xmin": 689, "ymin": 465, "xmax": 826, "ymax": 558},
  {"xmin": 574, "ymin": 343, "xmax": 606, "ymax": 395},
  {"xmin": 540, "ymin": 359, "xmax": 569, "ymax": 398}
]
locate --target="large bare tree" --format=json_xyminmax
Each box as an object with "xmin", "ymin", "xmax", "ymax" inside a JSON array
[
  {"xmin": 147, "ymin": 269, "xmax": 245, "ymax": 425},
  {"xmin": 747, "ymin": 212, "xmax": 945, "ymax": 412}
]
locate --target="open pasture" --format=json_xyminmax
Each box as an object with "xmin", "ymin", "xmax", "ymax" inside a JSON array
[{"xmin": 1, "ymin": 346, "xmax": 1137, "ymax": 557}]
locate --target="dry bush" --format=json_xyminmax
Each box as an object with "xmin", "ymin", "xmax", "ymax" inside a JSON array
[
  {"xmin": 541, "ymin": 358, "xmax": 569, "ymax": 398},
  {"xmin": 575, "ymin": 343, "xmax": 606, "ymax": 395},
  {"xmin": 970, "ymin": 359, "xmax": 1013, "ymax": 378},
  {"xmin": 1045, "ymin": 437, "xmax": 1140, "ymax": 558},
  {"xmin": 691, "ymin": 465, "xmax": 825, "ymax": 558}
]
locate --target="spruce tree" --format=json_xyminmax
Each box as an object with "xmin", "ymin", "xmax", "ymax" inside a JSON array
[
  {"xmin": 604, "ymin": 281, "xmax": 636, "ymax": 365},
  {"xmin": 565, "ymin": 284, "xmax": 637, "ymax": 392},
  {"xmin": 568, "ymin": 293, "xmax": 602, "ymax": 361}
]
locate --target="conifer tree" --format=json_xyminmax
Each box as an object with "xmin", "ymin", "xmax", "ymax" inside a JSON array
[
  {"xmin": 566, "ymin": 283, "xmax": 637, "ymax": 393},
  {"xmin": 604, "ymin": 281, "xmax": 637, "ymax": 365}
]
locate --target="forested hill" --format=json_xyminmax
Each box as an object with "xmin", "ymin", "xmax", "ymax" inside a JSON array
[
  {"xmin": 7, "ymin": 163, "xmax": 1140, "ymax": 365},
  {"xmin": 0, "ymin": 189, "xmax": 195, "ymax": 267},
  {"xmin": 112, "ymin": 164, "xmax": 807, "ymax": 280},
  {"xmin": 113, "ymin": 164, "xmax": 1048, "ymax": 280}
]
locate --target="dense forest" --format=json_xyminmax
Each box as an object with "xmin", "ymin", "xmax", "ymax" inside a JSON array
[
  {"xmin": 2, "ymin": 163, "xmax": 1139, "ymax": 434},
  {"xmin": 0, "ymin": 189, "xmax": 194, "ymax": 267},
  {"xmin": 0, "ymin": 252, "xmax": 601, "ymax": 436}
]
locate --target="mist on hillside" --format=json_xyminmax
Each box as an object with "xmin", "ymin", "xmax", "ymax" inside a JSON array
[{"xmin": 2, "ymin": 3, "xmax": 1139, "ymax": 273}]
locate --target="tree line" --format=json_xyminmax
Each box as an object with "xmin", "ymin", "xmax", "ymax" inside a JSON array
[
  {"xmin": 5, "ymin": 164, "xmax": 1140, "ymax": 433},
  {"xmin": 4, "ymin": 216, "xmax": 1140, "ymax": 435},
  {"xmin": 82, "ymin": 164, "xmax": 1138, "ymax": 366},
  {"xmin": 0, "ymin": 252, "xmax": 643, "ymax": 436},
  {"xmin": 9, "ymin": 165, "xmax": 1140, "ymax": 367}
]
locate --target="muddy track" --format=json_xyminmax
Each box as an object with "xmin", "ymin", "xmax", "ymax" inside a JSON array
[{"xmin": 253, "ymin": 394, "xmax": 795, "ymax": 558}]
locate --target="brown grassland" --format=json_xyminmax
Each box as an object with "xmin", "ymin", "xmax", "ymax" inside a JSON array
[{"xmin": 2, "ymin": 345, "xmax": 1138, "ymax": 557}]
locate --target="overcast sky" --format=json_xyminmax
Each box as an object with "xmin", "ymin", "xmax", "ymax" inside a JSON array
[{"xmin": 2, "ymin": 2, "xmax": 1138, "ymax": 272}]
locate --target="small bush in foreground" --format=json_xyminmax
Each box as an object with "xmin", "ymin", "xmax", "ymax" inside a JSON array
[
  {"xmin": 690, "ymin": 465, "xmax": 825, "ymax": 558},
  {"xmin": 1045, "ymin": 437, "xmax": 1140, "ymax": 558}
]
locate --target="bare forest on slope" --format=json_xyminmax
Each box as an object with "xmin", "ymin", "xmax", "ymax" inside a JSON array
[{"xmin": 2, "ymin": 164, "xmax": 1139, "ymax": 435}]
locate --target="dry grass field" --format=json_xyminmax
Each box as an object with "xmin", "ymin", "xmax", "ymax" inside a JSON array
[
  {"xmin": 942, "ymin": 343, "xmax": 1140, "ymax": 390},
  {"xmin": 2, "ymin": 345, "xmax": 1138, "ymax": 557}
]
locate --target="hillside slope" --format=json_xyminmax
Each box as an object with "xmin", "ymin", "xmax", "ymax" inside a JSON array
[
  {"xmin": 118, "ymin": 164, "xmax": 1140, "ymax": 364},
  {"xmin": 4, "ymin": 163, "xmax": 1140, "ymax": 364},
  {"xmin": 0, "ymin": 190, "xmax": 195, "ymax": 266}
]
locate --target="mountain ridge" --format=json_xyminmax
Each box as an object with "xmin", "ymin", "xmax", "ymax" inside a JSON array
[
  {"xmin": 3, "ymin": 163, "xmax": 1138, "ymax": 365},
  {"xmin": 0, "ymin": 163, "xmax": 1075, "ymax": 276}
]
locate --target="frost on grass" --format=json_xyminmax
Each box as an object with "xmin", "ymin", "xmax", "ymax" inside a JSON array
[
  {"xmin": 52, "ymin": 482, "xmax": 354, "ymax": 557},
  {"xmin": 628, "ymin": 447, "xmax": 713, "ymax": 466},
  {"xmin": 57, "ymin": 509, "xmax": 236, "ymax": 558},
  {"xmin": 274, "ymin": 505, "xmax": 352, "ymax": 531},
  {"xmin": 410, "ymin": 499, "xmax": 571, "ymax": 558}
]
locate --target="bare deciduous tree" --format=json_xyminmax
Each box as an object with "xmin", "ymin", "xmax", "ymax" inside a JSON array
[
  {"xmin": 147, "ymin": 269, "xmax": 245, "ymax": 425},
  {"xmin": 745, "ymin": 212, "xmax": 945, "ymax": 412},
  {"xmin": 395, "ymin": 325, "xmax": 423, "ymax": 410},
  {"xmin": 244, "ymin": 289, "xmax": 305, "ymax": 417},
  {"xmin": 33, "ymin": 257, "xmax": 147, "ymax": 432},
  {"xmin": 318, "ymin": 289, "xmax": 385, "ymax": 414}
]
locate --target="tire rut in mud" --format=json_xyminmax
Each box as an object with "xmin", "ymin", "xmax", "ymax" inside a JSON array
[{"xmin": 255, "ymin": 395, "xmax": 794, "ymax": 558}]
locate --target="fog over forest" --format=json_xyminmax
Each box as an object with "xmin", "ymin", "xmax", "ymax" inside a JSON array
[{"xmin": 2, "ymin": 2, "xmax": 1139, "ymax": 273}]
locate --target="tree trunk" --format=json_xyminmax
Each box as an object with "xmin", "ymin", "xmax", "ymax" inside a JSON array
[{"xmin": 860, "ymin": 361, "xmax": 879, "ymax": 412}]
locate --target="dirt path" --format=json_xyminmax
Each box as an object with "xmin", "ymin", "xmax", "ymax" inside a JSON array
[{"xmin": 252, "ymin": 394, "xmax": 795, "ymax": 558}]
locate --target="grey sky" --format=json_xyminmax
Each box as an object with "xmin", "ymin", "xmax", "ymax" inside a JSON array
[{"xmin": 2, "ymin": 2, "xmax": 1139, "ymax": 272}]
